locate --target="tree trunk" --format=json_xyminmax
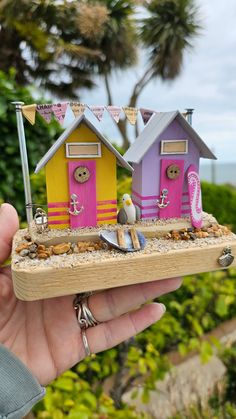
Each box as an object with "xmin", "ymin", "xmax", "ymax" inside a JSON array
[{"xmin": 103, "ymin": 68, "xmax": 153, "ymax": 150}]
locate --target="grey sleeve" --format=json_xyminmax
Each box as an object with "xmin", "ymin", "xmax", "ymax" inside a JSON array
[{"xmin": 0, "ymin": 345, "xmax": 45, "ymax": 419}]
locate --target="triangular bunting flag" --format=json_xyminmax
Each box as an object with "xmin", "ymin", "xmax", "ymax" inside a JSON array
[
  {"xmin": 88, "ymin": 105, "xmax": 105, "ymax": 121},
  {"xmin": 70, "ymin": 102, "xmax": 86, "ymax": 118},
  {"xmin": 123, "ymin": 107, "xmax": 138, "ymax": 125},
  {"xmin": 22, "ymin": 104, "xmax": 37, "ymax": 125},
  {"xmin": 52, "ymin": 102, "xmax": 68, "ymax": 125},
  {"xmin": 36, "ymin": 104, "xmax": 53, "ymax": 124},
  {"xmin": 106, "ymin": 106, "xmax": 122, "ymax": 123},
  {"xmin": 140, "ymin": 108, "xmax": 155, "ymax": 125}
]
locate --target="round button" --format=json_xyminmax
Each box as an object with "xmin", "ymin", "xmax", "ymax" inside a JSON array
[
  {"xmin": 166, "ymin": 164, "xmax": 181, "ymax": 180},
  {"xmin": 74, "ymin": 166, "xmax": 90, "ymax": 183}
]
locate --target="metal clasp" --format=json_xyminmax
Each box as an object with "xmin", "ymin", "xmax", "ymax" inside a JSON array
[
  {"xmin": 69, "ymin": 193, "xmax": 84, "ymax": 216},
  {"xmin": 157, "ymin": 189, "xmax": 170, "ymax": 209},
  {"xmin": 218, "ymin": 246, "xmax": 234, "ymax": 267}
]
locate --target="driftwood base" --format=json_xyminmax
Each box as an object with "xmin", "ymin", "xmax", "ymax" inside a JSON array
[{"xmin": 12, "ymin": 227, "xmax": 236, "ymax": 301}]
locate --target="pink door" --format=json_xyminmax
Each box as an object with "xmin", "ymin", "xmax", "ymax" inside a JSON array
[
  {"xmin": 159, "ymin": 159, "xmax": 185, "ymax": 218},
  {"xmin": 68, "ymin": 160, "xmax": 97, "ymax": 228}
]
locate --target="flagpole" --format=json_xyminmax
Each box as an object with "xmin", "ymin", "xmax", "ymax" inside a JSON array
[{"xmin": 12, "ymin": 101, "xmax": 33, "ymax": 226}]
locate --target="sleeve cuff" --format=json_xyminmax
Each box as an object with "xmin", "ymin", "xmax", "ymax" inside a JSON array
[{"xmin": 0, "ymin": 345, "xmax": 45, "ymax": 419}]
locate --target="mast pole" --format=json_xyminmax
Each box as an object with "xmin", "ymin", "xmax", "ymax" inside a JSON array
[{"xmin": 12, "ymin": 101, "xmax": 33, "ymax": 225}]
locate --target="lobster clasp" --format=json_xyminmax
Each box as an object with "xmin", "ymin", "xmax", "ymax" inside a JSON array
[
  {"xmin": 69, "ymin": 193, "xmax": 84, "ymax": 216},
  {"xmin": 157, "ymin": 189, "xmax": 170, "ymax": 209}
]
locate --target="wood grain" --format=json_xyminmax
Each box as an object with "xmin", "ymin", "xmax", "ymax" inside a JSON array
[
  {"xmin": 12, "ymin": 240, "xmax": 236, "ymax": 301},
  {"xmin": 117, "ymin": 229, "xmax": 126, "ymax": 248},
  {"xmin": 129, "ymin": 228, "xmax": 140, "ymax": 250}
]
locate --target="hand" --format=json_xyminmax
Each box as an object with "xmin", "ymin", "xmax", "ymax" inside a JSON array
[{"xmin": 0, "ymin": 203, "xmax": 182, "ymax": 386}]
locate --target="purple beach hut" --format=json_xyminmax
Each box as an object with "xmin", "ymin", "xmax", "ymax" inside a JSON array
[{"xmin": 124, "ymin": 111, "xmax": 216, "ymax": 224}]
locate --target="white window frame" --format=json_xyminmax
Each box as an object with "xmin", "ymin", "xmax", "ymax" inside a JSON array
[
  {"xmin": 160, "ymin": 139, "xmax": 188, "ymax": 155},
  {"xmin": 66, "ymin": 142, "xmax": 102, "ymax": 158}
]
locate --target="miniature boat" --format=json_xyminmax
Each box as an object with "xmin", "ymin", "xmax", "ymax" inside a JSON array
[{"xmin": 100, "ymin": 228, "xmax": 146, "ymax": 252}]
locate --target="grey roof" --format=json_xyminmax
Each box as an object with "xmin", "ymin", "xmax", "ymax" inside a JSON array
[
  {"xmin": 124, "ymin": 111, "xmax": 217, "ymax": 164},
  {"xmin": 35, "ymin": 115, "xmax": 133, "ymax": 173}
]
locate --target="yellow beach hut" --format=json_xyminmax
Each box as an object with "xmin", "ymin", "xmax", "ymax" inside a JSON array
[{"xmin": 35, "ymin": 115, "xmax": 132, "ymax": 229}]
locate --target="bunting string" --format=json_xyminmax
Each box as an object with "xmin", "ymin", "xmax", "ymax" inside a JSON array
[{"xmin": 21, "ymin": 102, "xmax": 189, "ymax": 127}]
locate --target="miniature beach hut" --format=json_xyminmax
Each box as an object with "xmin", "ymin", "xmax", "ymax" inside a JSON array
[
  {"xmin": 124, "ymin": 111, "xmax": 216, "ymax": 224},
  {"xmin": 35, "ymin": 115, "xmax": 132, "ymax": 229}
]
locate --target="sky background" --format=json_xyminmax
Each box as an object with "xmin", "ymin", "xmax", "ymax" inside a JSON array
[{"xmin": 79, "ymin": 0, "xmax": 236, "ymax": 166}]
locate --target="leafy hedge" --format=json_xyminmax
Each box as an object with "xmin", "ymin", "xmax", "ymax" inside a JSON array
[
  {"xmin": 0, "ymin": 69, "xmax": 60, "ymax": 219},
  {"xmin": 202, "ymin": 181, "xmax": 236, "ymax": 232},
  {"xmin": 34, "ymin": 269, "xmax": 236, "ymax": 418}
]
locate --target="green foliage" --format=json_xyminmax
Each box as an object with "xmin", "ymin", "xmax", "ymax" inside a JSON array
[
  {"xmin": 0, "ymin": 69, "xmax": 60, "ymax": 220},
  {"xmin": 141, "ymin": 0, "xmax": 200, "ymax": 80},
  {"xmin": 202, "ymin": 181, "xmax": 236, "ymax": 232},
  {"xmin": 34, "ymin": 371, "xmax": 150, "ymax": 419},
  {"xmin": 33, "ymin": 269, "xmax": 236, "ymax": 417}
]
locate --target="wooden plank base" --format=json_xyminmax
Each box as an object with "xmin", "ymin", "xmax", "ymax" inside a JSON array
[{"xmin": 12, "ymin": 235, "xmax": 236, "ymax": 301}]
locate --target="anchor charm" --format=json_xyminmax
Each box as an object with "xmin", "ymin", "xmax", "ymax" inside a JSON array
[
  {"xmin": 157, "ymin": 189, "xmax": 170, "ymax": 209},
  {"xmin": 69, "ymin": 193, "xmax": 84, "ymax": 216}
]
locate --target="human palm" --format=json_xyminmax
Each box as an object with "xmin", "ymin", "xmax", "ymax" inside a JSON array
[{"xmin": 0, "ymin": 204, "xmax": 182, "ymax": 386}]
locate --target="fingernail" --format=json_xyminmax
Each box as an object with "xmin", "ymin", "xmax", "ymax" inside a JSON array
[{"xmin": 159, "ymin": 303, "xmax": 166, "ymax": 313}]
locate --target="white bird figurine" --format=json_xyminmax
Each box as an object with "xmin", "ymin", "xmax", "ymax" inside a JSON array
[{"xmin": 117, "ymin": 193, "xmax": 141, "ymax": 225}]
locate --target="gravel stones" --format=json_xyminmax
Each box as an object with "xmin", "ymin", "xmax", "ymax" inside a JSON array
[
  {"xmin": 15, "ymin": 239, "xmax": 105, "ymax": 260},
  {"xmin": 53, "ymin": 243, "xmax": 71, "ymax": 255},
  {"xmin": 166, "ymin": 224, "xmax": 231, "ymax": 241}
]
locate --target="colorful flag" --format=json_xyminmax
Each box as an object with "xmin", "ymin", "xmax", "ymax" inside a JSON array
[
  {"xmin": 22, "ymin": 104, "xmax": 37, "ymax": 125},
  {"xmin": 123, "ymin": 107, "xmax": 138, "ymax": 125},
  {"xmin": 88, "ymin": 105, "xmax": 105, "ymax": 121},
  {"xmin": 140, "ymin": 108, "xmax": 155, "ymax": 125},
  {"xmin": 106, "ymin": 106, "xmax": 122, "ymax": 123},
  {"xmin": 36, "ymin": 104, "xmax": 53, "ymax": 124},
  {"xmin": 52, "ymin": 102, "xmax": 68, "ymax": 125},
  {"xmin": 70, "ymin": 102, "xmax": 86, "ymax": 118}
]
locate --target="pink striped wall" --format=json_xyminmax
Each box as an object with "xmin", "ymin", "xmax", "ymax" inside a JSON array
[{"xmin": 132, "ymin": 190, "xmax": 191, "ymax": 219}]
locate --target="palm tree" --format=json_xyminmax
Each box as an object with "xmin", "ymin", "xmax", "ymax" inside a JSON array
[
  {"xmin": 0, "ymin": 0, "xmax": 101, "ymax": 97},
  {"xmin": 86, "ymin": 0, "xmax": 200, "ymax": 149},
  {"xmin": 121, "ymin": 0, "xmax": 201, "ymax": 147}
]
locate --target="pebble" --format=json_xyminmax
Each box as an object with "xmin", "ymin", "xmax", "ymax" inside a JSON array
[
  {"xmin": 24, "ymin": 234, "xmax": 32, "ymax": 242},
  {"xmin": 166, "ymin": 224, "xmax": 231, "ymax": 241},
  {"xmin": 19, "ymin": 249, "xmax": 29, "ymax": 257},
  {"xmin": 29, "ymin": 252, "xmax": 37, "ymax": 259},
  {"xmin": 53, "ymin": 243, "xmax": 71, "ymax": 255},
  {"xmin": 38, "ymin": 244, "xmax": 46, "ymax": 252},
  {"xmin": 38, "ymin": 252, "xmax": 50, "ymax": 259},
  {"xmin": 16, "ymin": 243, "xmax": 30, "ymax": 253},
  {"xmin": 28, "ymin": 244, "xmax": 38, "ymax": 253}
]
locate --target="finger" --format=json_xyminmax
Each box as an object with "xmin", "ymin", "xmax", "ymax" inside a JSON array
[
  {"xmin": 81, "ymin": 302, "xmax": 165, "ymax": 358},
  {"xmin": 89, "ymin": 277, "xmax": 182, "ymax": 322},
  {"xmin": 0, "ymin": 204, "xmax": 19, "ymax": 264}
]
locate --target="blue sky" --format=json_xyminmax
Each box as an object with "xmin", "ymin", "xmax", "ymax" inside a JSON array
[{"xmin": 80, "ymin": 0, "xmax": 236, "ymax": 164}]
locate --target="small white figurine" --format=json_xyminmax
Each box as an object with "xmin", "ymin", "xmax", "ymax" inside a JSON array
[{"xmin": 117, "ymin": 193, "xmax": 141, "ymax": 225}]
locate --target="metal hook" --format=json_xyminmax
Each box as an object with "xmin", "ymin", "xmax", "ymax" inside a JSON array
[
  {"xmin": 68, "ymin": 193, "xmax": 84, "ymax": 216},
  {"xmin": 157, "ymin": 189, "xmax": 170, "ymax": 209}
]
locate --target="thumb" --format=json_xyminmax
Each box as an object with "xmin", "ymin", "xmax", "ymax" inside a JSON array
[{"xmin": 0, "ymin": 203, "xmax": 19, "ymax": 264}]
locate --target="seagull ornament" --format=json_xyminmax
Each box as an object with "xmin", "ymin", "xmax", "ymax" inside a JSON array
[{"xmin": 117, "ymin": 193, "xmax": 141, "ymax": 225}]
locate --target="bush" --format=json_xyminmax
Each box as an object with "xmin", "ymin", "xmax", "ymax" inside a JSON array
[
  {"xmin": 33, "ymin": 269, "xmax": 236, "ymax": 417},
  {"xmin": 0, "ymin": 69, "xmax": 60, "ymax": 220},
  {"xmin": 202, "ymin": 181, "xmax": 236, "ymax": 232}
]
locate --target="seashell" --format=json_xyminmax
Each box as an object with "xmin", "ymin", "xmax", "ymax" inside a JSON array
[
  {"xmin": 99, "ymin": 229, "xmax": 146, "ymax": 253},
  {"xmin": 218, "ymin": 247, "xmax": 234, "ymax": 267}
]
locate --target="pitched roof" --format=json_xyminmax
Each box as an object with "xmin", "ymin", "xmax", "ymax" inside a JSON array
[
  {"xmin": 35, "ymin": 115, "xmax": 133, "ymax": 173},
  {"xmin": 124, "ymin": 111, "xmax": 217, "ymax": 164}
]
